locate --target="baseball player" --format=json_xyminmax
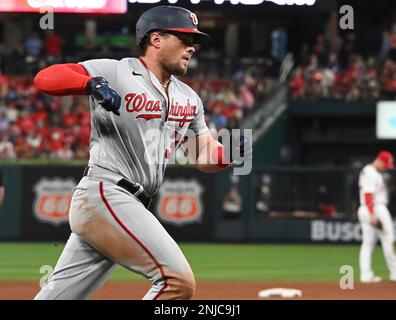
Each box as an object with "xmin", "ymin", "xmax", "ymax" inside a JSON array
[
  {"xmin": 358, "ymin": 150, "xmax": 396, "ymax": 283},
  {"xmin": 33, "ymin": 6, "xmax": 252, "ymax": 300}
]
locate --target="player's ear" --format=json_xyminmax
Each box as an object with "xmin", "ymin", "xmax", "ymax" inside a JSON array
[{"xmin": 149, "ymin": 32, "xmax": 162, "ymax": 49}]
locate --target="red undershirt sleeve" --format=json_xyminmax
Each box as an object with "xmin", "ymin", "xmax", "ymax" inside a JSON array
[
  {"xmin": 34, "ymin": 63, "xmax": 92, "ymax": 96},
  {"xmin": 364, "ymin": 193, "xmax": 374, "ymax": 215}
]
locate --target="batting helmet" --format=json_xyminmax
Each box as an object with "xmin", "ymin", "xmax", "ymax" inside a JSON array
[{"xmin": 136, "ymin": 6, "xmax": 210, "ymax": 46}]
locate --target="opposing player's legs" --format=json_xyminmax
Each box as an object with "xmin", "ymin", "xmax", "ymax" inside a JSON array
[
  {"xmin": 34, "ymin": 232, "xmax": 116, "ymax": 300},
  {"xmin": 376, "ymin": 206, "xmax": 396, "ymax": 280},
  {"xmin": 358, "ymin": 206, "xmax": 379, "ymax": 282},
  {"xmin": 70, "ymin": 177, "xmax": 195, "ymax": 300}
]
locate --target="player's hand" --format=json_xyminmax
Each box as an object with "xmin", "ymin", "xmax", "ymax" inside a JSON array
[
  {"xmin": 370, "ymin": 216, "xmax": 383, "ymax": 230},
  {"xmin": 224, "ymin": 134, "xmax": 253, "ymax": 165},
  {"xmin": 87, "ymin": 77, "xmax": 121, "ymax": 116}
]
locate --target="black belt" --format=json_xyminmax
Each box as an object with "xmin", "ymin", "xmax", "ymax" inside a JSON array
[
  {"xmin": 117, "ymin": 178, "xmax": 152, "ymax": 209},
  {"xmin": 83, "ymin": 167, "xmax": 152, "ymax": 209}
]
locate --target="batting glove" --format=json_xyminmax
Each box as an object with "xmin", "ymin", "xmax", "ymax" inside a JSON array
[{"xmin": 87, "ymin": 77, "xmax": 121, "ymax": 116}]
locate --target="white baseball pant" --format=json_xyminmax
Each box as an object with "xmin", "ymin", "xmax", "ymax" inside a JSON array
[{"xmin": 358, "ymin": 204, "xmax": 396, "ymax": 281}]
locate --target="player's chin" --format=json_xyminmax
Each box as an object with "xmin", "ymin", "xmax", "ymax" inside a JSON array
[{"xmin": 172, "ymin": 63, "xmax": 188, "ymax": 76}]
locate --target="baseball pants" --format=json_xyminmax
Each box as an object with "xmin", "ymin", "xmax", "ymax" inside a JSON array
[
  {"xmin": 358, "ymin": 204, "xmax": 396, "ymax": 281},
  {"xmin": 34, "ymin": 176, "xmax": 195, "ymax": 300}
]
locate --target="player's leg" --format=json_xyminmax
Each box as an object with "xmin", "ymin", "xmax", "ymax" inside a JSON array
[
  {"xmin": 34, "ymin": 232, "xmax": 116, "ymax": 300},
  {"xmin": 375, "ymin": 205, "xmax": 396, "ymax": 280},
  {"xmin": 71, "ymin": 177, "xmax": 195, "ymax": 300},
  {"xmin": 358, "ymin": 206, "xmax": 379, "ymax": 282}
]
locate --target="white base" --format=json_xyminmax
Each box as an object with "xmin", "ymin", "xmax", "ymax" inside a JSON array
[{"xmin": 258, "ymin": 288, "xmax": 302, "ymax": 299}]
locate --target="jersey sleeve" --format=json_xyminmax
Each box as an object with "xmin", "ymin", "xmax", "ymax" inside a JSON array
[
  {"xmin": 78, "ymin": 59, "xmax": 118, "ymax": 85},
  {"xmin": 0, "ymin": 171, "xmax": 3, "ymax": 186},
  {"xmin": 359, "ymin": 167, "xmax": 376, "ymax": 193},
  {"xmin": 188, "ymin": 94, "xmax": 209, "ymax": 136}
]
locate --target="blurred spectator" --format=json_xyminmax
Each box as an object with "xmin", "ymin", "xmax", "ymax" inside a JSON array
[
  {"xmin": 45, "ymin": 30, "xmax": 63, "ymax": 63},
  {"xmin": 0, "ymin": 135, "xmax": 16, "ymax": 159},
  {"xmin": 26, "ymin": 128, "xmax": 42, "ymax": 157},
  {"xmin": 313, "ymin": 35, "xmax": 328, "ymax": 66},
  {"xmin": 380, "ymin": 30, "xmax": 390, "ymax": 62},
  {"xmin": 222, "ymin": 175, "xmax": 242, "ymax": 218},
  {"xmin": 16, "ymin": 111, "xmax": 35, "ymax": 134},
  {"xmin": 271, "ymin": 26, "xmax": 288, "ymax": 62},
  {"xmin": 346, "ymin": 85, "xmax": 361, "ymax": 101},
  {"xmin": 238, "ymin": 84, "xmax": 255, "ymax": 110},
  {"xmin": 4, "ymin": 103, "xmax": 19, "ymax": 122},
  {"xmin": 290, "ymin": 66, "xmax": 305, "ymax": 99},
  {"xmin": 327, "ymin": 52, "xmax": 341, "ymax": 72},
  {"xmin": 25, "ymin": 32, "xmax": 43, "ymax": 60},
  {"xmin": 7, "ymin": 122, "xmax": 22, "ymax": 144},
  {"xmin": 0, "ymin": 111, "xmax": 9, "ymax": 135},
  {"xmin": 342, "ymin": 33, "xmax": 358, "ymax": 64},
  {"xmin": 389, "ymin": 28, "xmax": 396, "ymax": 62},
  {"xmin": 14, "ymin": 135, "xmax": 31, "ymax": 158},
  {"xmin": 56, "ymin": 142, "xmax": 74, "ymax": 159}
]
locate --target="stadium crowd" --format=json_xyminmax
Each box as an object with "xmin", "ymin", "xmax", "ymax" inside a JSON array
[
  {"xmin": 6, "ymin": 25, "xmax": 396, "ymax": 160},
  {"xmin": 290, "ymin": 28, "xmax": 396, "ymax": 101},
  {"xmin": 0, "ymin": 71, "xmax": 274, "ymax": 160}
]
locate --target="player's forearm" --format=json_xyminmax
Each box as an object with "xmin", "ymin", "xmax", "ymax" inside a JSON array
[
  {"xmin": 195, "ymin": 141, "xmax": 231, "ymax": 173},
  {"xmin": 364, "ymin": 193, "xmax": 374, "ymax": 215},
  {"xmin": 34, "ymin": 63, "xmax": 92, "ymax": 96}
]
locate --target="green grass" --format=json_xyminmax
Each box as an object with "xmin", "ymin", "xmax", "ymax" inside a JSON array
[{"xmin": 0, "ymin": 243, "xmax": 390, "ymax": 282}]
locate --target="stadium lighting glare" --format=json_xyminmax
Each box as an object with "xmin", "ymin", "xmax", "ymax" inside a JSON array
[
  {"xmin": 376, "ymin": 101, "xmax": 396, "ymax": 139},
  {"xmin": 27, "ymin": 0, "xmax": 107, "ymax": 9},
  {"xmin": 0, "ymin": 0, "xmax": 127, "ymax": 13},
  {"xmin": 128, "ymin": 0, "xmax": 317, "ymax": 5}
]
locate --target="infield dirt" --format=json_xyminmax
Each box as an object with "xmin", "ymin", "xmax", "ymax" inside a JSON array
[{"xmin": 1, "ymin": 280, "xmax": 395, "ymax": 300}]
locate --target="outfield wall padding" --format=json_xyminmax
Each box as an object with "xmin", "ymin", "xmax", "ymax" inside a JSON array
[{"xmin": 1, "ymin": 164, "xmax": 391, "ymax": 243}]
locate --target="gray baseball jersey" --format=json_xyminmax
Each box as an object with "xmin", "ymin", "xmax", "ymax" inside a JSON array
[
  {"xmin": 81, "ymin": 57, "xmax": 208, "ymax": 195},
  {"xmin": 34, "ymin": 58, "xmax": 208, "ymax": 300}
]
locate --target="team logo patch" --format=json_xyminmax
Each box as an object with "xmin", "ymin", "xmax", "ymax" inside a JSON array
[
  {"xmin": 190, "ymin": 13, "xmax": 198, "ymax": 25},
  {"xmin": 32, "ymin": 178, "xmax": 77, "ymax": 225},
  {"xmin": 156, "ymin": 179, "xmax": 203, "ymax": 226}
]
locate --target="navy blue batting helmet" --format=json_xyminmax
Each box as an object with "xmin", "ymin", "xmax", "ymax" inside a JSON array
[{"xmin": 136, "ymin": 6, "xmax": 210, "ymax": 46}]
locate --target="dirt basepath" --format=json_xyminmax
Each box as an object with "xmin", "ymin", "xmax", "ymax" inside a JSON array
[{"xmin": 1, "ymin": 280, "xmax": 395, "ymax": 300}]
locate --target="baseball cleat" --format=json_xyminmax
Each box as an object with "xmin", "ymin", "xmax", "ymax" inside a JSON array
[
  {"xmin": 360, "ymin": 275, "xmax": 382, "ymax": 283},
  {"xmin": 389, "ymin": 275, "xmax": 396, "ymax": 282}
]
